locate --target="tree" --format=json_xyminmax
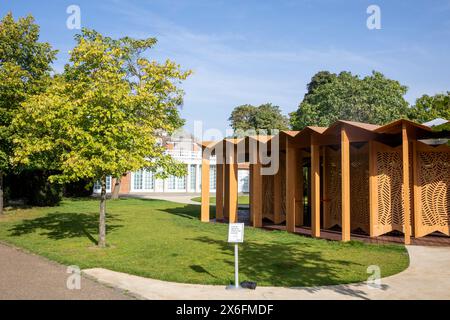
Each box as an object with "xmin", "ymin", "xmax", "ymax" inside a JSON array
[
  {"xmin": 13, "ymin": 29, "xmax": 191, "ymax": 247},
  {"xmin": 0, "ymin": 12, "xmax": 57, "ymax": 214},
  {"xmin": 229, "ymin": 103, "xmax": 289, "ymax": 135},
  {"xmin": 111, "ymin": 176, "xmax": 122, "ymax": 200},
  {"xmin": 305, "ymin": 71, "xmax": 336, "ymax": 95},
  {"xmin": 290, "ymin": 71, "xmax": 410, "ymax": 129},
  {"xmin": 408, "ymin": 92, "xmax": 450, "ymax": 123}
]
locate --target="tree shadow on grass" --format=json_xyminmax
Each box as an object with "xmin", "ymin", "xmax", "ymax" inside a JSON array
[
  {"xmin": 160, "ymin": 204, "xmax": 215, "ymax": 220},
  {"xmin": 8, "ymin": 212, "xmax": 123, "ymax": 245},
  {"xmin": 187, "ymin": 236, "xmax": 379, "ymax": 299}
]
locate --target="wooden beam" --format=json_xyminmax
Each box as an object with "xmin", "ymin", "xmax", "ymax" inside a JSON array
[
  {"xmin": 402, "ymin": 124, "xmax": 412, "ymax": 245},
  {"xmin": 200, "ymin": 155, "xmax": 210, "ymax": 222},
  {"xmin": 215, "ymin": 163, "xmax": 224, "ymax": 220},
  {"xmin": 311, "ymin": 141, "xmax": 321, "ymax": 237},
  {"xmin": 285, "ymin": 137, "xmax": 297, "ymax": 232},
  {"xmin": 341, "ymin": 127, "xmax": 351, "ymax": 242},
  {"xmin": 273, "ymin": 166, "xmax": 283, "ymax": 224},
  {"xmin": 368, "ymin": 141, "xmax": 378, "ymax": 237},
  {"xmin": 251, "ymin": 161, "xmax": 263, "ymax": 227},
  {"xmin": 295, "ymin": 149, "xmax": 303, "ymax": 226}
]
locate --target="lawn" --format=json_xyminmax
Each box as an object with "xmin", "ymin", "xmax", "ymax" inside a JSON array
[
  {"xmin": 191, "ymin": 195, "xmax": 249, "ymax": 205},
  {"xmin": 0, "ymin": 198, "xmax": 409, "ymax": 287}
]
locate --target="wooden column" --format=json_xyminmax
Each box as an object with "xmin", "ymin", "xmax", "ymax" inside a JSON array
[
  {"xmin": 285, "ymin": 137, "xmax": 297, "ymax": 233},
  {"xmin": 273, "ymin": 168, "xmax": 283, "ymax": 224},
  {"xmin": 251, "ymin": 161, "xmax": 263, "ymax": 227},
  {"xmin": 402, "ymin": 124, "xmax": 411, "ymax": 245},
  {"xmin": 341, "ymin": 127, "xmax": 351, "ymax": 242},
  {"xmin": 200, "ymin": 153, "xmax": 210, "ymax": 222},
  {"xmin": 368, "ymin": 140, "xmax": 378, "ymax": 237},
  {"xmin": 311, "ymin": 140, "xmax": 321, "ymax": 237},
  {"xmin": 249, "ymin": 167, "xmax": 253, "ymax": 224},
  {"xmin": 322, "ymin": 147, "xmax": 329, "ymax": 229},
  {"xmin": 216, "ymin": 163, "xmax": 224, "ymax": 220},
  {"xmin": 224, "ymin": 164, "xmax": 230, "ymax": 218},
  {"xmin": 295, "ymin": 150, "xmax": 304, "ymax": 226},
  {"xmin": 227, "ymin": 150, "xmax": 238, "ymax": 223}
]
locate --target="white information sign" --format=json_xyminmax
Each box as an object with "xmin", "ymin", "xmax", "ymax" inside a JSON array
[{"xmin": 228, "ymin": 223, "xmax": 244, "ymax": 243}]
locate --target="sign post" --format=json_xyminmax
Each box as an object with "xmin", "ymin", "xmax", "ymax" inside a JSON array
[{"xmin": 226, "ymin": 223, "xmax": 244, "ymax": 290}]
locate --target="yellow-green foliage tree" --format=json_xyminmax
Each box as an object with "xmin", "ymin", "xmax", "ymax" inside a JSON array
[
  {"xmin": 0, "ymin": 13, "xmax": 57, "ymax": 214},
  {"xmin": 13, "ymin": 29, "xmax": 191, "ymax": 247}
]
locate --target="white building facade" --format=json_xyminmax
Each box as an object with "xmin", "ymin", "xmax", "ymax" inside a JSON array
[{"xmin": 94, "ymin": 135, "xmax": 249, "ymax": 194}]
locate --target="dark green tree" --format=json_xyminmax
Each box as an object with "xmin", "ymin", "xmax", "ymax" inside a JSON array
[
  {"xmin": 229, "ymin": 103, "xmax": 288, "ymax": 135},
  {"xmin": 290, "ymin": 71, "xmax": 410, "ymax": 130},
  {"xmin": 229, "ymin": 104, "xmax": 257, "ymax": 132}
]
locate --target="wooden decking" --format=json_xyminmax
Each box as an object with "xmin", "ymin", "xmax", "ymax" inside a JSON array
[{"xmin": 262, "ymin": 224, "xmax": 450, "ymax": 247}]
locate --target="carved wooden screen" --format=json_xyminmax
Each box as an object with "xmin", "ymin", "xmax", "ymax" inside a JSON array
[
  {"xmin": 262, "ymin": 169, "xmax": 274, "ymax": 221},
  {"xmin": 323, "ymin": 145, "xmax": 370, "ymax": 233},
  {"xmin": 372, "ymin": 141, "xmax": 413, "ymax": 236},
  {"xmin": 349, "ymin": 144, "xmax": 370, "ymax": 233},
  {"xmin": 323, "ymin": 146, "xmax": 341, "ymax": 229},
  {"xmin": 413, "ymin": 142, "xmax": 450, "ymax": 237},
  {"xmin": 261, "ymin": 152, "xmax": 287, "ymax": 222},
  {"xmin": 280, "ymin": 152, "xmax": 287, "ymax": 220}
]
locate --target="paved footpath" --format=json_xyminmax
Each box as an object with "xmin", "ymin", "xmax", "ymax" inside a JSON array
[
  {"xmin": 0, "ymin": 243, "xmax": 133, "ymax": 300},
  {"xmin": 2, "ymin": 241, "xmax": 449, "ymax": 300},
  {"xmin": 84, "ymin": 245, "xmax": 450, "ymax": 300}
]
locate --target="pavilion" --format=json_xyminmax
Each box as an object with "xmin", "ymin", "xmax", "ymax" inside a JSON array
[{"xmin": 200, "ymin": 119, "xmax": 450, "ymax": 244}]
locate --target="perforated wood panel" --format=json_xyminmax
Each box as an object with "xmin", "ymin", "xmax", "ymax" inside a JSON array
[
  {"xmin": 323, "ymin": 147, "xmax": 341, "ymax": 229},
  {"xmin": 414, "ymin": 142, "xmax": 450, "ymax": 237},
  {"xmin": 280, "ymin": 152, "xmax": 287, "ymax": 219},
  {"xmin": 323, "ymin": 145, "xmax": 370, "ymax": 233},
  {"xmin": 350, "ymin": 144, "xmax": 370, "ymax": 233},
  {"xmin": 260, "ymin": 153, "xmax": 287, "ymax": 223},
  {"xmin": 371, "ymin": 141, "xmax": 414, "ymax": 236},
  {"xmin": 262, "ymin": 173, "xmax": 274, "ymax": 221}
]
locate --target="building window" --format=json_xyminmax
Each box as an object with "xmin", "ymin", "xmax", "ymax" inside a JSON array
[
  {"xmin": 177, "ymin": 175, "xmax": 186, "ymax": 190},
  {"xmin": 133, "ymin": 169, "xmax": 154, "ymax": 191},
  {"xmin": 168, "ymin": 175, "xmax": 176, "ymax": 190},
  {"xmin": 134, "ymin": 170, "xmax": 143, "ymax": 190},
  {"xmin": 144, "ymin": 170, "xmax": 154, "ymax": 190},
  {"xmin": 190, "ymin": 165, "xmax": 197, "ymax": 190},
  {"xmin": 106, "ymin": 176, "xmax": 111, "ymax": 191},
  {"xmin": 94, "ymin": 176, "xmax": 112, "ymax": 192},
  {"xmin": 209, "ymin": 165, "xmax": 216, "ymax": 188}
]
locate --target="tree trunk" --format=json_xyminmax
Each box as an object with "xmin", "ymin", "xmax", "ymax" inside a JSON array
[
  {"xmin": 98, "ymin": 176, "xmax": 107, "ymax": 247},
  {"xmin": 0, "ymin": 172, "xmax": 3, "ymax": 215},
  {"xmin": 111, "ymin": 176, "xmax": 121, "ymax": 200}
]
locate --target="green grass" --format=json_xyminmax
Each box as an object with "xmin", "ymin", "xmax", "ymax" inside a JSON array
[
  {"xmin": 0, "ymin": 198, "xmax": 409, "ymax": 287},
  {"xmin": 192, "ymin": 195, "xmax": 250, "ymax": 205}
]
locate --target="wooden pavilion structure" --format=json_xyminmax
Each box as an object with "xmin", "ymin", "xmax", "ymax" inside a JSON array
[{"xmin": 200, "ymin": 119, "xmax": 450, "ymax": 244}]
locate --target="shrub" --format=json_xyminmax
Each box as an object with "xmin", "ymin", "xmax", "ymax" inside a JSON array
[{"xmin": 5, "ymin": 170, "xmax": 62, "ymax": 206}]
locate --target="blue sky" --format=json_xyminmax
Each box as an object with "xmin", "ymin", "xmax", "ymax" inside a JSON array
[{"xmin": 2, "ymin": 0, "xmax": 450, "ymax": 138}]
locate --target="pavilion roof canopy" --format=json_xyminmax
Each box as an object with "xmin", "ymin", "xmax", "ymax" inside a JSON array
[
  {"xmin": 323, "ymin": 120, "xmax": 381, "ymax": 136},
  {"xmin": 200, "ymin": 118, "xmax": 442, "ymax": 154},
  {"xmin": 374, "ymin": 119, "xmax": 432, "ymax": 135}
]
